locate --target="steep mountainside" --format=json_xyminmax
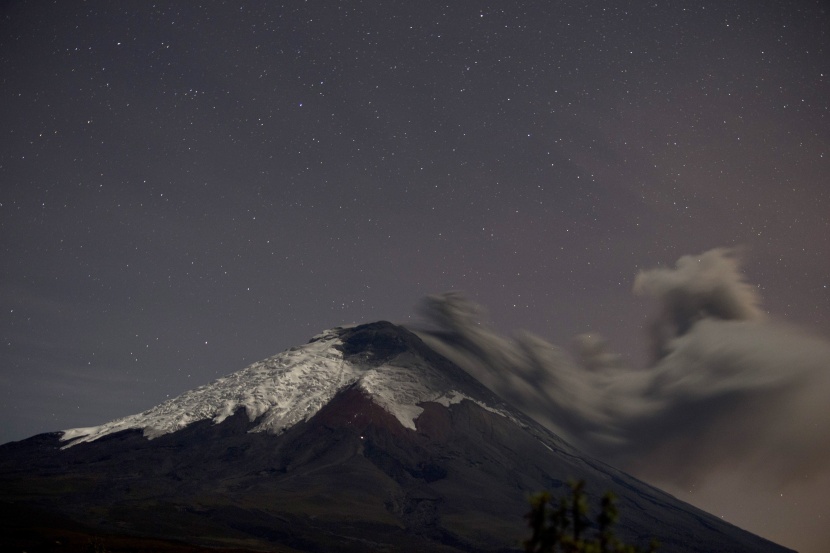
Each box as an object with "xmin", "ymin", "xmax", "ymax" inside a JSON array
[{"xmin": 0, "ymin": 322, "xmax": 792, "ymax": 553}]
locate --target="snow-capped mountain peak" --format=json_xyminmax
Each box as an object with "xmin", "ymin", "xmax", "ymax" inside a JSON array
[{"xmin": 60, "ymin": 322, "xmax": 506, "ymax": 448}]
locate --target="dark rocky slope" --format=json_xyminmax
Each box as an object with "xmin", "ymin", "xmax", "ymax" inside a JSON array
[{"xmin": 0, "ymin": 322, "xmax": 793, "ymax": 553}]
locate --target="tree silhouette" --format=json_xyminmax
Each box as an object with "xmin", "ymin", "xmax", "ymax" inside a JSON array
[{"xmin": 524, "ymin": 480, "xmax": 659, "ymax": 553}]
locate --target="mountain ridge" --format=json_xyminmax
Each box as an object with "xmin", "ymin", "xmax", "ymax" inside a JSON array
[
  {"xmin": 60, "ymin": 321, "xmax": 518, "ymax": 449},
  {"xmin": 0, "ymin": 321, "xmax": 794, "ymax": 553}
]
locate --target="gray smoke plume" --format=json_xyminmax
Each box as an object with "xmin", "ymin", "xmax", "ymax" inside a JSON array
[
  {"xmin": 412, "ymin": 248, "xmax": 830, "ymax": 552},
  {"xmin": 632, "ymin": 247, "xmax": 764, "ymax": 360}
]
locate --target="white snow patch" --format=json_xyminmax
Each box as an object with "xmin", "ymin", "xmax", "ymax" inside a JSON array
[{"xmin": 60, "ymin": 327, "xmax": 508, "ymax": 448}]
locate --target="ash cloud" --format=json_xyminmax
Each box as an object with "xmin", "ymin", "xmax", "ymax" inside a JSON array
[
  {"xmin": 633, "ymin": 248, "xmax": 765, "ymax": 361},
  {"xmin": 412, "ymin": 248, "xmax": 830, "ymax": 496}
]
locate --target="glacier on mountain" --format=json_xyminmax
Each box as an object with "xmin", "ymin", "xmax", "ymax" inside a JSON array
[{"xmin": 60, "ymin": 325, "xmax": 506, "ymax": 448}]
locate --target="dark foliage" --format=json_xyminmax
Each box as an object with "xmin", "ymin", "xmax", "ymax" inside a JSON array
[{"xmin": 524, "ymin": 481, "xmax": 659, "ymax": 553}]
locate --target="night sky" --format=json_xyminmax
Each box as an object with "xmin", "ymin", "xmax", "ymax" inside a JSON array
[{"xmin": 2, "ymin": 1, "xmax": 828, "ymax": 551}]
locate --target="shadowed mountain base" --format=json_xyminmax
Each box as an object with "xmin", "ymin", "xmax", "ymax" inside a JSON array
[{"xmin": 0, "ymin": 322, "xmax": 794, "ymax": 553}]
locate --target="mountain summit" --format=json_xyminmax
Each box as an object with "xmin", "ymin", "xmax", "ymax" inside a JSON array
[
  {"xmin": 62, "ymin": 321, "xmax": 511, "ymax": 448},
  {"xmin": 1, "ymin": 322, "xmax": 792, "ymax": 553}
]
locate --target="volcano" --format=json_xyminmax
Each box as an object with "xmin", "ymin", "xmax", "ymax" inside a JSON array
[{"xmin": 0, "ymin": 321, "xmax": 791, "ymax": 552}]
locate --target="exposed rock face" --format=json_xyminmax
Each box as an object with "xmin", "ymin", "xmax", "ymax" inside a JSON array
[{"xmin": 0, "ymin": 322, "xmax": 792, "ymax": 552}]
